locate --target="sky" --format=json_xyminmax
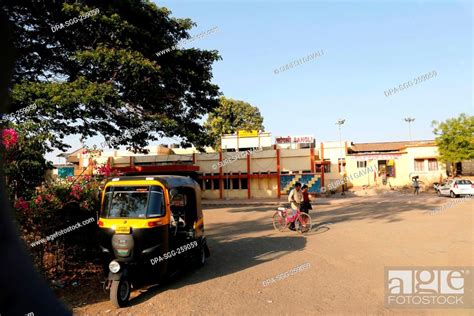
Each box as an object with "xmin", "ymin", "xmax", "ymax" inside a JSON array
[{"xmin": 48, "ymin": 0, "xmax": 473, "ymax": 163}]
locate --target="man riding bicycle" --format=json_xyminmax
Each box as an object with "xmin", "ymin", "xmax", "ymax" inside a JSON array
[{"xmin": 288, "ymin": 182, "xmax": 303, "ymax": 230}]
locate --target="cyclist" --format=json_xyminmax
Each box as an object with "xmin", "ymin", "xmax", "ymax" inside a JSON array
[{"xmin": 288, "ymin": 182, "xmax": 303, "ymax": 230}]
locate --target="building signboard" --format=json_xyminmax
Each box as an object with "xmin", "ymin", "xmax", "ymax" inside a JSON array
[{"xmin": 275, "ymin": 135, "xmax": 314, "ymax": 144}]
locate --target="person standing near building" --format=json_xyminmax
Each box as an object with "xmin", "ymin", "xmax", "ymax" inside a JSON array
[
  {"xmin": 288, "ymin": 182, "xmax": 303, "ymax": 230},
  {"xmin": 412, "ymin": 177, "xmax": 420, "ymax": 195}
]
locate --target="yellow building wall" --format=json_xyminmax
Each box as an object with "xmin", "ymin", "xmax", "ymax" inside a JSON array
[
  {"xmin": 224, "ymin": 190, "xmax": 248, "ymax": 199},
  {"xmin": 202, "ymin": 190, "xmax": 220, "ymax": 200},
  {"xmin": 250, "ymin": 150, "xmax": 277, "ymax": 173},
  {"xmin": 251, "ymin": 178, "xmax": 278, "ymax": 198},
  {"xmin": 222, "ymin": 152, "xmax": 248, "ymax": 173},
  {"xmin": 344, "ymin": 146, "xmax": 445, "ymax": 188},
  {"xmin": 344, "ymin": 159, "xmax": 379, "ymax": 187},
  {"xmin": 404, "ymin": 146, "xmax": 446, "ymax": 184},
  {"xmin": 280, "ymin": 148, "xmax": 311, "ymax": 172},
  {"xmin": 195, "ymin": 153, "xmax": 220, "ymax": 174}
]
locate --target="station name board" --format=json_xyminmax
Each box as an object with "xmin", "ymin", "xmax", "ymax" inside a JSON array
[
  {"xmin": 275, "ymin": 135, "xmax": 315, "ymax": 144},
  {"xmin": 237, "ymin": 130, "xmax": 259, "ymax": 138}
]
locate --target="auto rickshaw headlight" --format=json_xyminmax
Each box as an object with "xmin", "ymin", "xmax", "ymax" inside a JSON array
[{"xmin": 109, "ymin": 260, "xmax": 120, "ymax": 273}]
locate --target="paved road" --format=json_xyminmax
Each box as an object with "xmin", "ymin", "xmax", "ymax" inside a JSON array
[{"xmin": 75, "ymin": 193, "xmax": 474, "ymax": 315}]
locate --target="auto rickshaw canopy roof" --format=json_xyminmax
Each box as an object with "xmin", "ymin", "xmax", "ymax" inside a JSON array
[{"xmin": 108, "ymin": 175, "xmax": 200, "ymax": 190}]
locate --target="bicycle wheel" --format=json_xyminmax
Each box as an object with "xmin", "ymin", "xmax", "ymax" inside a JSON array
[
  {"xmin": 296, "ymin": 213, "xmax": 312, "ymax": 234},
  {"xmin": 272, "ymin": 212, "xmax": 288, "ymax": 232}
]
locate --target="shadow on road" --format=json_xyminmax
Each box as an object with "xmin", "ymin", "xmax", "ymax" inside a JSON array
[
  {"xmin": 75, "ymin": 195, "xmax": 444, "ymax": 310},
  {"xmin": 126, "ymin": 216, "xmax": 307, "ymax": 306},
  {"xmin": 313, "ymin": 198, "xmax": 441, "ymax": 225}
]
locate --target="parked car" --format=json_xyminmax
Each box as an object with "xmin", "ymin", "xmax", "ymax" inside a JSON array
[
  {"xmin": 433, "ymin": 182, "xmax": 444, "ymax": 193},
  {"xmin": 436, "ymin": 179, "xmax": 474, "ymax": 198}
]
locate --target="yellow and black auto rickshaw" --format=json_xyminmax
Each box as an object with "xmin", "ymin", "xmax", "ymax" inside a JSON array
[{"xmin": 97, "ymin": 175, "xmax": 210, "ymax": 307}]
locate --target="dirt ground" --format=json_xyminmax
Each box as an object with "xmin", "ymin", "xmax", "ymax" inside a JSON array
[{"xmin": 74, "ymin": 192, "xmax": 474, "ymax": 315}]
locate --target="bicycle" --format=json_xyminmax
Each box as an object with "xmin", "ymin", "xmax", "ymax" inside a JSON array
[{"xmin": 272, "ymin": 206, "xmax": 312, "ymax": 234}]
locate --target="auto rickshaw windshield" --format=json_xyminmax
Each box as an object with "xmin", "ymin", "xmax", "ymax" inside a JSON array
[{"xmin": 100, "ymin": 185, "xmax": 165, "ymax": 219}]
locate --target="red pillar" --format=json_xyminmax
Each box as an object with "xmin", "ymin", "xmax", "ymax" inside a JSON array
[
  {"xmin": 276, "ymin": 148, "xmax": 281, "ymax": 198},
  {"xmin": 320, "ymin": 142, "xmax": 325, "ymax": 187},
  {"xmin": 219, "ymin": 151, "xmax": 223, "ymax": 199},
  {"xmin": 310, "ymin": 147, "xmax": 315, "ymax": 173},
  {"xmin": 247, "ymin": 151, "xmax": 251, "ymax": 199}
]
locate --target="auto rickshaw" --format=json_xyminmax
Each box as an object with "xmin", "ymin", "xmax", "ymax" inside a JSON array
[{"xmin": 97, "ymin": 175, "xmax": 210, "ymax": 307}]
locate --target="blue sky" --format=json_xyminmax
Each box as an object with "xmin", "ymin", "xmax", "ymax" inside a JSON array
[{"xmin": 49, "ymin": 0, "xmax": 472, "ymax": 162}]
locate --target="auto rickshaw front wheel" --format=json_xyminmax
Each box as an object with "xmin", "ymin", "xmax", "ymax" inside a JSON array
[{"xmin": 110, "ymin": 279, "xmax": 131, "ymax": 308}]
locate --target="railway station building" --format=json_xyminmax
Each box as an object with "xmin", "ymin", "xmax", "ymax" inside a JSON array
[{"xmin": 58, "ymin": 131, "xmax": 452, "ymax": 200}]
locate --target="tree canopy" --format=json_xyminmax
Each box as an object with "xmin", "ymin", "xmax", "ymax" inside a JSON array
[
  {"xmin": 2, "ymin": 0, "xmax": 221, "ymax": 152},
  {"xmin": 204, "ymin": 96, "xmax": 264, "ymax": 149},
  {"xmin": 432, "ymin": 113, "xmax": 474, "ymax": 164}
]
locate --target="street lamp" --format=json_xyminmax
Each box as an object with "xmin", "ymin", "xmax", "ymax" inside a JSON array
[
  {"xmin": 336, "ymin": 119, "xmax": 346, "ymax": 195},
  {"xmin": 404, "ymin": 117, "xmax": 415, "ymax": 140}
]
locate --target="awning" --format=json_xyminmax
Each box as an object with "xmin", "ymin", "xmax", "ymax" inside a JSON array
[{"xmin": 347, "ymin": 153, "xmax": 403, "ymax": 161}]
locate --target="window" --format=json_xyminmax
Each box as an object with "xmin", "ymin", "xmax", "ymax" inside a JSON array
[
  {"xmin": 357, "ymin": 161, "xmax": 367, "ymax": 168},
  {"xmin": 223, "ymin": 177, "xmax": 230, "ymax": 190},
  {"xmin": 232, "ymin": 178, "xmax": 240, "ymax": 189},
  {"xmin": 428, "ymin": 159, "xmax": 438, "ymax": 171},
  {"xmin": 324, "ymin": 163, "xmax": 331, "ymax": 173},
  {"xmin": 316, "ymin": 161, "xmax": 331, "ymax": 173},
  {"xmin": 337, "ymin": 159, "xmax": 346, "ymax": 172},
  {"xmin": 414, "ymin": 159, "xmax": 424, "ymax": 171},
  {"xmin": 241, "ymin": 178, "xmax": 248, "ymax": 189},
  {"xmin": 212, "ymin": 179, "xmax": 220, "ymax": 190},
  {"xmin": 108, "ymin": 192, "xmax": 148, "ymax": 218},
  {"xmin": 203, "ymin": 179, "xmax": 212, "ymax": 190},
  {"xmin": 147, "ymin": 191, "xmax": 165, "ymax": 217},
  {"xmin": 101, "ymin": 186, "xmax": 164, "ymax": 218}
]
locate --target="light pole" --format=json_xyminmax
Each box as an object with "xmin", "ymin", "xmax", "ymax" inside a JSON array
[
  {"xmin": 404, "ymin": 117, "xmax": 415, "ymax": 140},
  {"xmin": 336, "ymin": 119, "xmax": 346, "ymax": 195}
]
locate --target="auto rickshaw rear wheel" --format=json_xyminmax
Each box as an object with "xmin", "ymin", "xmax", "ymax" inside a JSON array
[
  {"xmin": 198, "ymin": 245, "xmax": 206, "ymax": 267},
  {"xmin": 193, "ymin": 243, "xmax": 208, "ymax": 268},
  {"xmin": 110, "ymin": 279, "xmax": 131, "ymax": 308}
]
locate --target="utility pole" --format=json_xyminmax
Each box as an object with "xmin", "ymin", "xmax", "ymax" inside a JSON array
[
  {"xmin": 404, "ymin": 117, "xmax": 415, "ymax": 140},
  {"xmin": 336, "ymin": 119, "xmax": 346, "ymax": 195}
]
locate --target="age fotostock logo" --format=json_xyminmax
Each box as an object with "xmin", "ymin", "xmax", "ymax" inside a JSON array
[{"xmin": 385, "ymin": 267, "xmax": 474, "ymax": 309}]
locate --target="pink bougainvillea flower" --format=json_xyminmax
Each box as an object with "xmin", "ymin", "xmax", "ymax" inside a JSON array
[
  {"xmin": 1, "ymin": 128, "xmax": 18, "ymax": 149},
  {"xmin": 45, "ymin": 194, "xmax": 54, "ymax": 202},
  {"xmin": 66, "ymin": 176, "xmax": 75, "ymax": 182},
  {"xmin": 14, "ymin": 198, "xmax": 30, "ymax": 212},
  {"xmin": 97, "ymin": 164, "xmax": 113, "ymax": 177},
  {"xmin": 34, "ymin": 195, "xmax": 43, "ymax": 205},
  {"xmin": 70, "ymin": 184, "xmax": 83, "ymax": 200}
]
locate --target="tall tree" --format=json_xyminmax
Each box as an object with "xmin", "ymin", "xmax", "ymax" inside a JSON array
[
  {"xmin": 205, "ymin": 96, "xmax": 264, "ymax": 149},
  {"xmin": 2, "ymin": 0, "xmax": 221, "ymax": 152},
  {"xmin": 432, "ymin": 113, "xmax": 474, "ymax": 175}
]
